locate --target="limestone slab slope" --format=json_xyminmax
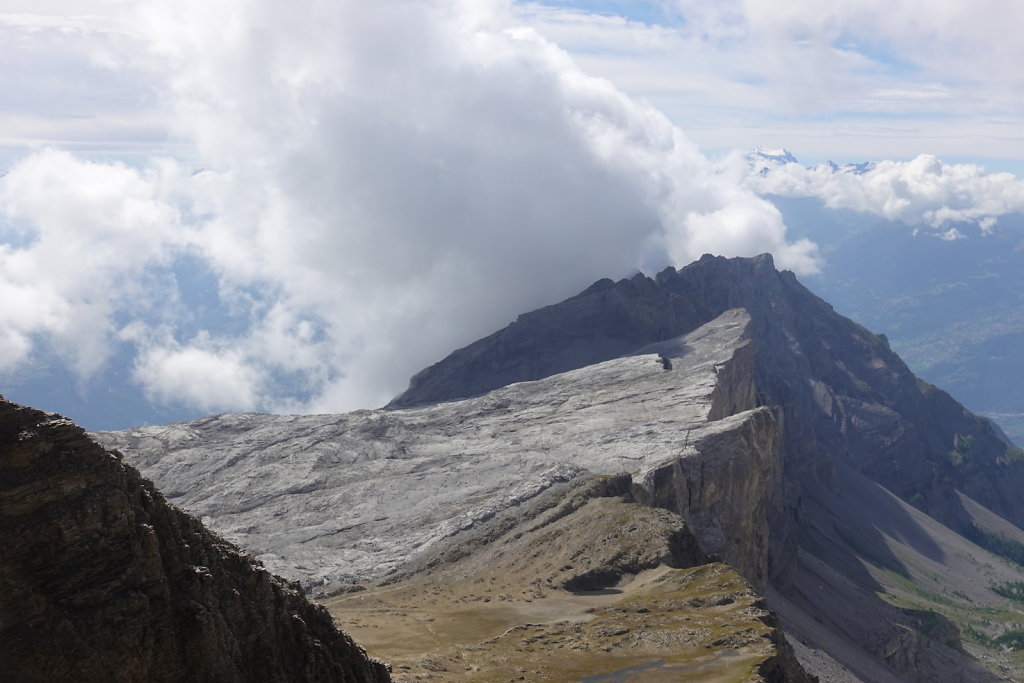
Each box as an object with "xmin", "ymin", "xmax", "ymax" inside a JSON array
[{"xmin": 96, "ymin": 309, "xmax": 773, "ymax": 593}]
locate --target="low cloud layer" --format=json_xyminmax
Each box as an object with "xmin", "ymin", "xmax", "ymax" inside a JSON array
[
  {"xmin": 0, "ymin": 0, "xmax": 818, "ymax": 417},
  {"xmin": 745, "ymin": 153, "xmax": 1024, "ymax": 237}
]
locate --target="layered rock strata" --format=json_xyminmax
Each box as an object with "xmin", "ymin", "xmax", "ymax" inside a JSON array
[
  {"xmin": 98, "ymin": 309, "xmax": 774, "ymax": 594},
  {"xmin": 0, "ymin": 398, "xmax": 390, "ymax": 683},
  {"xmin": 389, "ymin": 254, "xmax": 1024, "ymax": 545},
  {"xmin": 377, "ymin": 254, "xmax": 1022, "ymax": 682}
]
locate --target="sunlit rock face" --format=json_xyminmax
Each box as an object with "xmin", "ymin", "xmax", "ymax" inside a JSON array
[
  {"xmin": 392, "ymin": 253, "xmax": 1024, "ymax": 552},
  {"xmin": 97, "ymin": 309, "xmax": 771, "ymax": 592}
]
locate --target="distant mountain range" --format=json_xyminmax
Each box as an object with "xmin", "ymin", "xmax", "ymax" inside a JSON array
[
  {"xmin": 748, "ymin": 149, "xmax": 1024, "ymax": 447},
  {"xmin": 773, "ymin": 196, "xmax": 1024, "ymax": 447}
]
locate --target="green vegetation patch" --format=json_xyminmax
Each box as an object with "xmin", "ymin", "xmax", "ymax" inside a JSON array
[
  {"xmin": 968, "ymin": 525, "xmax": 1024, "ymax": 567},
  {"xmin": 994, "ymin": 631, "xmax": 1024, "ymax": 651},
  {"xmin": 991, "ymin": 581, "xmax": 1024, "ymax": 603}
]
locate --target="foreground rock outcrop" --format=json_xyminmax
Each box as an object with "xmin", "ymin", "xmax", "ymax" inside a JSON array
[{"xmin": 0, "ymin": 398, "xmax": 390, "ymax": 683}]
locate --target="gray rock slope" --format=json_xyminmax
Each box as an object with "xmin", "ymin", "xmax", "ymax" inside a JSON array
[
  {"xmin": 391, "ymin": 254, "xmax": 1024, "ymax": 546},
  {"xmin": 379, "ymin": 254, "xmax": 1024, "ymax": 681},
  {"xmin": 97, "ymin": 309, "xmax": 773, "ymax": 591}
]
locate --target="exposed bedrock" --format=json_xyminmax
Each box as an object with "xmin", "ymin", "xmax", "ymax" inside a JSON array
[
  {"xmin": 388, "ymin": 254, "xmax": 1024, "ymax": 547},
  {"xmin": 635, "ymin": 406, "xmax": 780, "ymax": 589},
  {"xmin": 96, "ymin": 254, "xmax": 1024, "ymax": 681},
  {"xmin": 97, "ymin": 309, "xmax": 768, "ymax": 595},
  {"xmin": 0, "ymin": 398, "xmax": 390, "ymax": 683}
]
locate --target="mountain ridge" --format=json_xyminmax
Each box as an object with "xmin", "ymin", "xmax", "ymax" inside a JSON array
[
  {"xmin": 389, "ymin": 254, "xmax": 1024, "ymax": 547},
  {"xmin": 96, "ymin": 254, "xmax": 1024, "ymax": 681}
]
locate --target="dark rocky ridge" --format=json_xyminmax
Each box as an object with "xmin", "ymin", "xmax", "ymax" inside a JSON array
[
  {"xmin": 389, "ymin": 254, "xmax": 1024, "ymax": 555},
  {"xmin": 387, "ymin": 270, "xmax": 708, "ymax": 411},
  {"xmin": 0, "ymin": 397, "xmax": 390, "ymax": 683}
]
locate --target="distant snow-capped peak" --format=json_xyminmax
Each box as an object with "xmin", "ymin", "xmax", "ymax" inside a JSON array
[
  {"xmin": 748, "ymin": 147, "xmax": 799, "ymax": 165},
  {"xmin": 746, "ymin": 146, "xmax": 878, "ymax": 177},
  {"xmin": 825, "ymin": 160, "xmax": 876, "ymax": 175},
  {"xmin": 746, "ymin": 147, "xmax": 799, "ymax": 176}
]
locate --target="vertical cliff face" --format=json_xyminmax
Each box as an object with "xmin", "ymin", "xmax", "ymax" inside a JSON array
[
  {"xmin": 0, "ymin": 398, "xmax": 390, "ymax": 683},
  {"xmin": 662, "ymin": 254, "xmax": 1024, "ymax": 542},
  {"xmin": 635, "ymin": 407, "xmax": 780, "ymax": 589}
]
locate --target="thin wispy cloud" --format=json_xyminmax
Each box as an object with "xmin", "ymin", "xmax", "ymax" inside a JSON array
[{"xmin": 516, "ymin": 0, "xmax": 1024, "ymax": 165}]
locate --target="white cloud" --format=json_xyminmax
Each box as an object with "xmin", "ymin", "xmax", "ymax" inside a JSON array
[
  {"xmin": 132, "ymin": 340, "xmax": 261, "ymax": 413},
  {"xmin": 748, "ymin": 154, "xmax": 1024, "ymax": 233},
  {"xmin": 2, "ymin": 0, "xmax": 819, "ymax": 418},
  {"xmin": 0, "ymin": 149, "xmax": 183, "ymax": 376},
  {"xmin": 10, "ymin": 0, "xmax": 1021, "ymax": 422}
]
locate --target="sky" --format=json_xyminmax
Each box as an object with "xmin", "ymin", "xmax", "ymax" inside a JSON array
[{"xmin": 1, "ymin": 0, "xmax": 1024, "ymax": 427}]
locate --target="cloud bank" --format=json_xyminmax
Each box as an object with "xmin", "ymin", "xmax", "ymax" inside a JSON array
[
  {"xmin": 0, "ymin": 0, "xmax": 817, "ymax": 418},
  {"xmin": 745, "ymin": 153, "xmax": 1024, "ymax": 236}
]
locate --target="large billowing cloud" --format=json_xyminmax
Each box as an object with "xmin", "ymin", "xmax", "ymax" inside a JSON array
[
  {"xmin": 0, "ymin": 150, "xmax": 182, "ymax": 376},
  {"xmin": 0, "ymin": 0, "xmax": 820, "ymax": 416}
]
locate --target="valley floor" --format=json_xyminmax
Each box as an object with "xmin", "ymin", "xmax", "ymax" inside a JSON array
[{"xmin": 326, "ymin": 563, "xmax": 785, "ymax": 682}]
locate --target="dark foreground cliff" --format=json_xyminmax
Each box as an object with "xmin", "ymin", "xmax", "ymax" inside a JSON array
[{"xmin": 0, "ymin": 397, "xmax": 390, "ymax": 683}]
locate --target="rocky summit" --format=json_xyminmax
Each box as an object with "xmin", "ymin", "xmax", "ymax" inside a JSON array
[
  {"xmin": 0, "ymin": 398, "xmax": 390, "ymax": 683},
  {"xmin": 93, "ymin": 254, "xmax": 1024, "ymax": 682}
]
